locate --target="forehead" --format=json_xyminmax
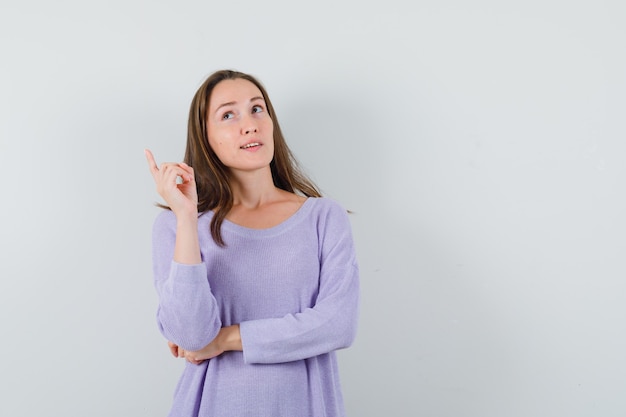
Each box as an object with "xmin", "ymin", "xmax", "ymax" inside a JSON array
[{"xmin": 209, "ymin": 78, "xmax": 264, "ymax": 109}]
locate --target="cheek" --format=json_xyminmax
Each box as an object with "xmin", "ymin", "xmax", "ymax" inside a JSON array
[
  {"xmin": 207, "ymin": 130, "xmax": 222, "ymax": 147},
  {"xmin": 207, "ymin": 138, "xmax": 223, "ymax": 156}
]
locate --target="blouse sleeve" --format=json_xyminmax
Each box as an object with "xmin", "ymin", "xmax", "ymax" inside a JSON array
[
  {"xmin": 239, "ymin": 201, "xmax": 360, "ymax": 364},
  {"xmin": 151, "ymin": 211, "xmax": 222, "ymax": 351}
]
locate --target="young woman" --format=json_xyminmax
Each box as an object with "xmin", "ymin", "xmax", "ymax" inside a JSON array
[{"xmin": 145, "ymin": 69, "xmax": 359, "ymax": 417}]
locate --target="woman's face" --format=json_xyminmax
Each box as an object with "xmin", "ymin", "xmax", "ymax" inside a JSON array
[{"xmin": 206, "ymin": 78, "xmax": 274, "ymax": 174}]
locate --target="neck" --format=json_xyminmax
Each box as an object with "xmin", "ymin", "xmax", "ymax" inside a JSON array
[{"xmin": 228, "ymin": 166, "xmax": 282, "ymax": 208}]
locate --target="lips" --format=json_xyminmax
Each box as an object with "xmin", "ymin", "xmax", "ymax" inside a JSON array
[{"xmin": 240, "ymin": 142, "xmax": 261, "ymax": 149}]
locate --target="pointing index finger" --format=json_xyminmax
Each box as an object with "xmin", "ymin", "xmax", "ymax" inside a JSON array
[{"xmin": 144, "ymin": 149, "xmax": 159, "ymax": 177}]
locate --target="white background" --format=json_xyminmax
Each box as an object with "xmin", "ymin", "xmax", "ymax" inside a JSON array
[{"xmin": 1, "ymin": 1, "xmax": 625, "ymax": 416}]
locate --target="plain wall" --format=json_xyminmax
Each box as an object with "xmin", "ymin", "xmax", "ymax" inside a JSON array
[{"xmin": 1, "ymin": 0, "xmax": 625, "ymax": 416}]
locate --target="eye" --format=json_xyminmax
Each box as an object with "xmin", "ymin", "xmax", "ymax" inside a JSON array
[
  {"xmin": 221, "ymin": 111, "xmax": 234, "ymax": 120},
  {"xmin": 252, "ymin": 105, "xmax": 264, "ymax": 114}
]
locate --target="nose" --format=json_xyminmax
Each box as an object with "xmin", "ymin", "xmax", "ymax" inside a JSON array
[{"xmin": 241, "ymin": 115, "xmax": 258, "ymax": 135}]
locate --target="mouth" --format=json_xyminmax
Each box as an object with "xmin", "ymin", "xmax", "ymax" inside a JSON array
[{"xmin": 240, "ymin": 142, "xmax": 261, "ymax": 149}]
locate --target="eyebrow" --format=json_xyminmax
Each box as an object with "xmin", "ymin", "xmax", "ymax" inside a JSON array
[{"xmin": 214, "ymin": 96, "xmax": 265, "ymax": 114}]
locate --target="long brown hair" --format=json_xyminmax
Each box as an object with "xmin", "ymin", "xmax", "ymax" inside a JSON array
[{"xmin": 183, "ymin": 69, "xmax": 321, "ymax": 246}]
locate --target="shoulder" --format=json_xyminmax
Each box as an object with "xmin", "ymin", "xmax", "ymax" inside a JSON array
[
  {"xmin": 306, "ymin": 197, "xmax": 352, "ymax": 232},
  {"xmin": 308, "ymin": 197, "xmax": 349, "ymax": 217},
  {"xmin": 307, "ymin": 198, "xmax": 357, "ymax": 260}
]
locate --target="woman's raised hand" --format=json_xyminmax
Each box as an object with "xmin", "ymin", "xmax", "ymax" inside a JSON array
[{"xmin": 145, "ymin": 149, "xmax": 198, "ymax": 216}]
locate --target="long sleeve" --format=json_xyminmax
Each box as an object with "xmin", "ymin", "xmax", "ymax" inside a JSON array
[
  {"xmin": 239, "ymin": 201, "xmax": 360, "ymax": 364},
  {"xmin": 151, "ymin": 211, "xmax": 222, "ymax": 351}
]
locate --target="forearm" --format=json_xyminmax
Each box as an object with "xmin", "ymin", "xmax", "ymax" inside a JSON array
[
  {"xmin": 173, "ymin": 211, "xmax": 201, "ymax": 265},
  {"xmin": 240, "ymin": 304, "xmax": 358, "ymax": 364},
  {"xmin": 156, "ymin": 261, "xmax": 222, "ymax": 350}
]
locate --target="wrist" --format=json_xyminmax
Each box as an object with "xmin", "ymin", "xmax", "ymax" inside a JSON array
[
  {"xmin": 220, "ymin": 325, "xmax": 242, "ymax": 352},
  {"xmin": 174, "ymin": 208, "xmax": 199, "ymax": 223}
]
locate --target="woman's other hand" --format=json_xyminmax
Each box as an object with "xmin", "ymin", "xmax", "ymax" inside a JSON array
[
  {"xmin": 175, "ymin": 325, "xmax": 242, "ymax": 364},
  {"xmin": 167, "ymin": 341, "xmax": 205, "ymax": 365},
  {"xmin": 192, "ymin": 325, "xmax": 242, "ymax": 361}
]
